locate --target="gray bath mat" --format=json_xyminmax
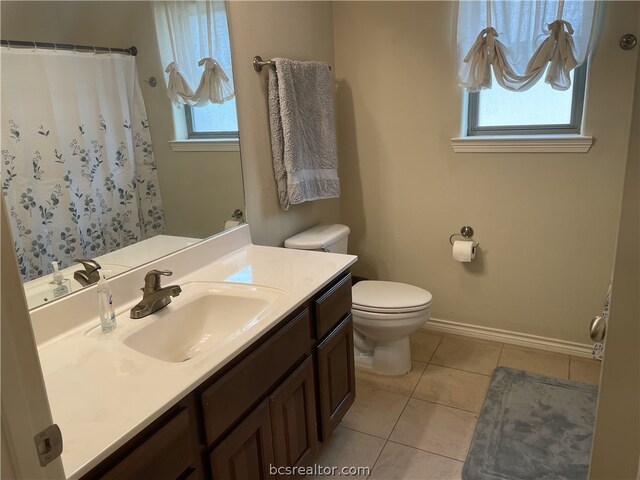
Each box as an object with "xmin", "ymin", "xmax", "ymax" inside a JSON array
[{"xmin": 463, "ymin": 367, "xmax": 598, "ymax": 480}]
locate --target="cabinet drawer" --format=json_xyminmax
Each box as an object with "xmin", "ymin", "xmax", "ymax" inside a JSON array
[
  {"xmin": 101, "ymin": 408, "xmax": 192, "ymax": 480},
  {"xmin": 314, "ymin": 273, "xmax": 352, "ymax": 340},
  {"xmin": 201, "ymin": 309, "xmax": 312, "ymax": 445}
]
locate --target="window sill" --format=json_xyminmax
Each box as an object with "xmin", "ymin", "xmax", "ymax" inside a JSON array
[
  {"xmin": 450, "ymin": 135, "xmax": 593, "ymax": 153},
  {"xmin": 169, "ymin": 139, "xmax": 240, "ymax": 153}
]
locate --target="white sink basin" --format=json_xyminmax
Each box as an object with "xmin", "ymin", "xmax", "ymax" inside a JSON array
[{"xmin": 122, "ymin": 282, "xmax": 286, "ymax": 363}]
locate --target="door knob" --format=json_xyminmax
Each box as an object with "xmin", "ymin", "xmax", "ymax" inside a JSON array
[{"xmin": 590, "ymin": 315, "xmax": 606, "ymax": 342}]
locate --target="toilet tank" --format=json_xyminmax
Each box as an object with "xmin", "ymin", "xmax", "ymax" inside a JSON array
[{"xmin": 284, "ymin": 224, "xmax": 350, "ymax": 253}]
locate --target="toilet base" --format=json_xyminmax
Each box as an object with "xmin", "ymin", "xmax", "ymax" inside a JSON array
[{"xmin": 354, "ymin": 337, "xmax": 412, "ymax": 376}]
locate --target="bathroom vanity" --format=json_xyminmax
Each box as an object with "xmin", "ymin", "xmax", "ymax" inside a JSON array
[{"xmin": 28, "ymin": 225, "xmax": 357, "ymax": 479}]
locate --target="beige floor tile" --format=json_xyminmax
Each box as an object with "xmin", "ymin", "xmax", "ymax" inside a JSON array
[
  {"xmin": 389, "ymin": 398, "xmax": 478, "ymax": 461},
  {"xmin": 498, "ymin": 345, "xmax": 569, "ymax": 379},
  {"xmin": 355, "ymin": 361, "xmax": 427, "ymax": 396},
  {"xmin": 413, "ymin": 364, "xmax": 491, "ymax": 413},
  {"xmin": 307, "ymin": 426, "xmax": 385, "ymax": 479},
  {"xmin": 368, "ymin": 441, "xmax": 463, "ymax": 480},
  {"xmin": 570, "ymin": 357, "xmax": 602, "ymax": 384},
  {"xmin": 342, "ymin": 382, "xmax": 409, "ymax": 439},
  {"xmin": 430, "ymin": 335, "xmax": 502, "ymax": 375},
  {"xmin": 410, "ymin": 330, "xmax": 442, "ymax": 363}
]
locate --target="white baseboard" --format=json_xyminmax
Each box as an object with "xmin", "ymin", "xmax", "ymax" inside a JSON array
[{"xmin": 424, "ymin": 318, "xmax": 594, "ymax": 358}]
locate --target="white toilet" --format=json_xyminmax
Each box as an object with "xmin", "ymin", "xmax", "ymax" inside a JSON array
[{"xmin": 285, "ymin": 224, "xmax": 432, "ymax": 376}]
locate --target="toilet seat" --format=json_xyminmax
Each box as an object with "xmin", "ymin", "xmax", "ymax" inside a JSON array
[{"xmin": 352, "ymin": 281, "xmax": 432, "ymax": 314}]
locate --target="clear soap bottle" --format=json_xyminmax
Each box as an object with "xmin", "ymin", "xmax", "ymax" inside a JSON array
[
  {"xmin": 97, "ymin": 273, "xmax": 117, "ymax": 333},
  {"xmin": 51, "ymin": 261, "xmax": 71, "ymax": 299}
]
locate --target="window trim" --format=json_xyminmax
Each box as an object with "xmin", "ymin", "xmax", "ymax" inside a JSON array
[
  {"xmin": 169, "ymin": 139, "xmax": 240, "ymax": 152},
  {"xmin": 184, "ymin": 105, "xmax": 239, "ymax": 140},
  {"xmin": 466, "ymin": 63, "xmax": 588, "ymax": 137},
  {"xmin": 450, "ymin": 134, "xmax": 593, "ymax": 153}
]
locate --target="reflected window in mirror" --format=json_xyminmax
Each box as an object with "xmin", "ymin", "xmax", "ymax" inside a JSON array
[{"xmin": 153, "ymin": 1, "xmax": 237, "ymax": 140}]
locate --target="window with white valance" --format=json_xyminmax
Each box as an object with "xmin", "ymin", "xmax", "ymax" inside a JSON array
[
  {"xmin": 153, "ymin": 1, "xmax": 237, "ymax": 139},
  {"xmin": 455, "ymin": 0, "xmax": 599, "ymax": 143},
  {"xmin": 456, "ymin": 0, "xmax": 598, "ymax": 93}
]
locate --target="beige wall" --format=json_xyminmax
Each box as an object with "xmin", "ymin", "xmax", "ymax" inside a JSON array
[
  {"xmin": 590, "ymin": 27, "xmax": 640, "ymax": 479},
  {"xmin": 0, "ymin": 1, "xmax": 244, "ymax": 240},
  {"xmin": 333, "ymin": 1, "xmax": 639, "ymax": 343},
  {"xmin": 227, "ymin": 1, "xmax": 342, "ymax": 246}
]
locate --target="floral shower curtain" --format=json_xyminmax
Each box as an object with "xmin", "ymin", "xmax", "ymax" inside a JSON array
[{"xmin": 1, "ymin": 48, "xmax": 166, "ymax": 281}]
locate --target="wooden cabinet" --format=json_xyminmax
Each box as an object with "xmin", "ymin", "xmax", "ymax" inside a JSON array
[
  {"xmin": 210, "ymin": 400, "xmax": 275, "ymax": 480},
  {"xmin": 211, "ymin": 357, "xmax": 319, "ymax": 480},
  {"xmin": 82, "ymin": 270, "xmax": 354, "ymax": 480},
  {"xmin": 84, "ymin": 395, "xmax": 204, "ymax": 480},
  {"xmin": 101, "ymin": 409, "xmax": 192, "ymax": 480},
  {"xmin": 316, "ymin": 315, "xmax": 356, "ymax": 441},
  {"xmin": 201, "ymin": 309, "xmax": 312, "ymax": 445},
  {"xmin": 313, "ymin": 272, "xmax": 355, "ymax": 441},
  {"xmin": 270, "ymin": 357, "xmax": 318, "ymax": 471}
]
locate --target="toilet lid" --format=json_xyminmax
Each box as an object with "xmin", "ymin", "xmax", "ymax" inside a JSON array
[{"xmin": 352, "ymin": 281, "xmax": 432, "ymax": 313}]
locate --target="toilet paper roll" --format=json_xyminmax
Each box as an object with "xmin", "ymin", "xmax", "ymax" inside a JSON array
[
  {"xmin": 224, "ymin": 220, "xmax": 241, "ymax": 230},
  {"xmin": 452, "ymin": 240, "xmax": 477, "ymax": 262}
]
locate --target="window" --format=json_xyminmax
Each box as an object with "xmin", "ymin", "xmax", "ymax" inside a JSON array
[
  {"xmin": 183, "ymin": 2, "xmax": 237, "ymax": 140},
  {"xmin": 185, "ymin": 100, "xmax": 239, "ymax": 139},
  {"xmin": 467, "ymin": 64, "xmax": 588, "ymax": 136},
  {"xmin": 153, "ymin": 1, "xmax": 238, "ymax": 142}
]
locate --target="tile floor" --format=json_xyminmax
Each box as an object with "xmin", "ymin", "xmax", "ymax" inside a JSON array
[{"xmin": 309, "ymin": 329, "xmax": 601, "ymax": 480}]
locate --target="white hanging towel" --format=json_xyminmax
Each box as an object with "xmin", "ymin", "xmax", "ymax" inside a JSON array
[{"xmin": 268, "ymin": 58, "xmax": 340, "ymax": 211}]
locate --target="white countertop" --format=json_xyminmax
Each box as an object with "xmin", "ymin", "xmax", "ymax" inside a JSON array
[{"xmin": 33, "ymin": 226, "xmax": 356, "ymax": 479}]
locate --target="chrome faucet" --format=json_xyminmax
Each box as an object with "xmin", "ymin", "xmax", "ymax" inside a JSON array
[
  {"xmin": 73, "ymin": 259, "xmax": 102, "ymax": 286},
  {"xmin": 130, "ymin": 269, "xmax": 182, "ymax": 319}
]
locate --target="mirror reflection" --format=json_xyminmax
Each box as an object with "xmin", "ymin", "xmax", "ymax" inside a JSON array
[{"xmin": 0, "ymin": 1, "xmax": 245, "ymax": 309}]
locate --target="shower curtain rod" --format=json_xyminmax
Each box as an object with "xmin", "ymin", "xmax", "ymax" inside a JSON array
[{"xmin": 0, "ymin": 39, "xmax": 137, "ymax": 56}]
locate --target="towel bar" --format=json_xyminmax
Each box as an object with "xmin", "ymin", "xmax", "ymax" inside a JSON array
[{"xmin": 253, "ymin": 55, "xmax": 331, "ymax": 72}]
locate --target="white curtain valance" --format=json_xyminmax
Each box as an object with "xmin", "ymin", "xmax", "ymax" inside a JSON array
[
  {"xmin": 153, "ymin": 1, "xmax": 235, "ymax": 107},
  {"xmin": 456, "ymin": 0, "xmax": 597, "ymax": 92}
]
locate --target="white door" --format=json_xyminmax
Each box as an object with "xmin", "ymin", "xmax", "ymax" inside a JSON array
[
  {"xmin": 1, "ymin": 198, "xmax": 65, "ymax": 479},
  {"xmin": 588, "ymin": 85, "xmax": 640, "ymax": 478}
]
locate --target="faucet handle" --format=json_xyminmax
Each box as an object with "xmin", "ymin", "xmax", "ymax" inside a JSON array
[
  {"xmin": 143, "ymin": 269, "xmax": 173, "ymax": 293},
  {"xmin": 74, "ymin": 258, "xmax": 101, "ymax": 274}
]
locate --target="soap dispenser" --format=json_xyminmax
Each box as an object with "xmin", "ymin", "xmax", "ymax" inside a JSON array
[
  {"xmin": 97, "ymin": 272, "xmax": 117, "ymax": 333},
  {"xmin": 51, "ymin": 261, "xmax": 71, "ymax": 299}
]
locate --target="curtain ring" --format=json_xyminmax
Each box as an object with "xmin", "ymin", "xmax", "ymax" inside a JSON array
[
  {"xmin": 53, "ymin": 42, "xmax": 57, "ymax": 53},
  {"xmin": 32, "ymin": 41, "xmax": 37, "ymax": 52},
  {"xmin": 93, "ymin": 46, "xmax": 97, "ymax": 55},
  {"xmin": 73, "ymin": 44, "xmax": 77, "ymax": 54},
  {"xmin": 6, "ymin": 40, "xmax": 10, "ymax": 50},
  {"xmin": 108, "ymin": 47, "xmax": 112, "ymax": 56}
]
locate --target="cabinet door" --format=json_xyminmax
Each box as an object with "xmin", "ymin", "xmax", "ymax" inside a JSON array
[
  {"xmin": 270, "ymin": 357, "xmax": 318, "ymax": 472},
  {"xmin": 210, "ymin": 399, "xmax": 275, "ymax": 480},
  {"xmin": 316, "ymin": 315, "xmax": 356, "ymax": 441}
]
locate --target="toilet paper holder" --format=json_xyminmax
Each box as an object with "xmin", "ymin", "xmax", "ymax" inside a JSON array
[{"xmin": 449, "ymin": 226, "xmax": 478, "ymax": 246}]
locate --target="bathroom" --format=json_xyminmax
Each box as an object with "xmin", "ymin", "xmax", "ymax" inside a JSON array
[{"xmin": 1, "ymin": 1, "xmax": 638, "ymax": 479}]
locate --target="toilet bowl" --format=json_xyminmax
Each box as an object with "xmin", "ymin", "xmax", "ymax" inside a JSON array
[
  {"xmin": 352, "ymin": 281, "xmax": 432, "ymax": 376},
  {"xmin": 284, "ymin": 224, "xmax": 433, "ymax": 376}
]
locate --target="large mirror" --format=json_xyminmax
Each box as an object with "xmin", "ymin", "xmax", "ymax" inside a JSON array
[{"xmin": 0, "ymin": 1, "xmax": 245, "ymax": 309}]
